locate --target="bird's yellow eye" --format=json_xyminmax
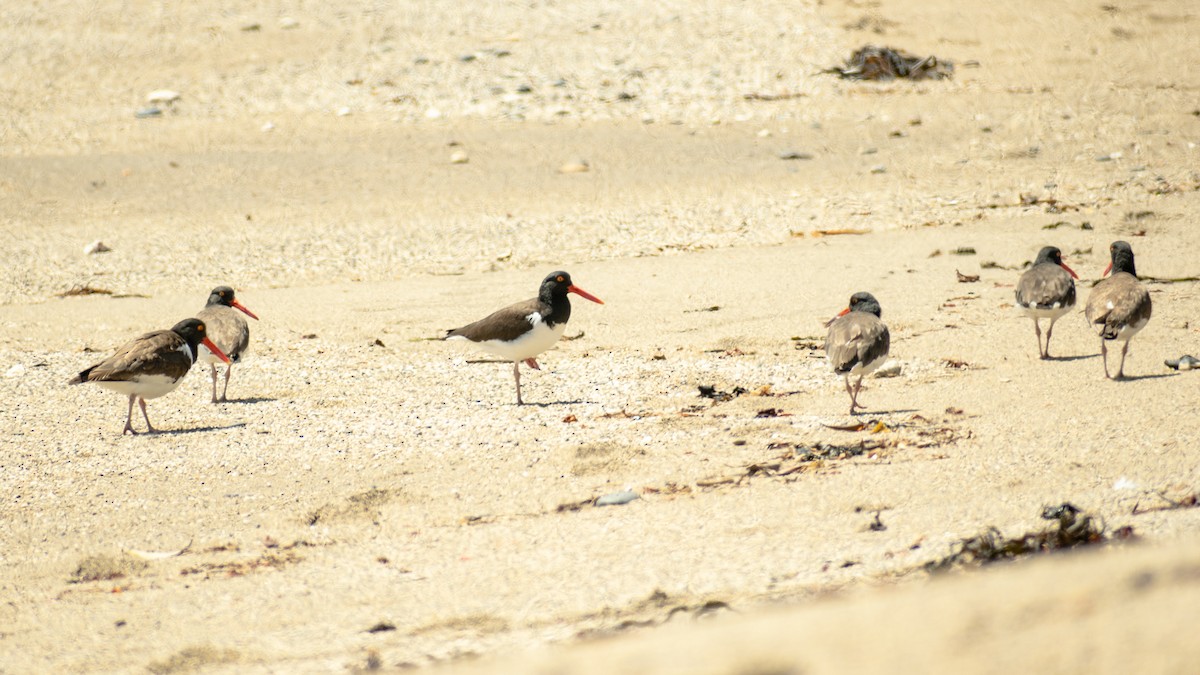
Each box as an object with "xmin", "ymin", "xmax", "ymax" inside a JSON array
[
  {"xmin": 197, "ymin": 324, "xmax": 205, "ymax": 331},
  {"xmin": 557, "ymin": 275, "xmax": 565, "ymax": 282}
]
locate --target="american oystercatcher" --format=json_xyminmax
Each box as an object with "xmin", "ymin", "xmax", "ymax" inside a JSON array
[
  {"xmin": 1015, "ymin": 246, "xmax": 1079, "ymax": 359},
  {"xmin": 445, "ymin": 271, "xmax": 603, "ymax": 404},
  {"xmin": 69, "ymin": 318, "xmax": 230, "ymax": 434},
  {"xmin": 824, "ymin": 292, "xmax": 891, "ymax": 415},
  {"xmin": 196, "ymin": 286, "xmax": 259, "ymax": 402},
  {"xmin": 1085, "ymin": 241, "xmax": 1152, "ymax": 379}
]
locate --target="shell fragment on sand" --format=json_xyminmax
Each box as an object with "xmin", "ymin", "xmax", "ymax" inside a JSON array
[
  {"xmin": 84, "ymin": 240, "xmax": 112, "ymax": 255},
  {"xmin": 146, "ymin": 89, "xmax": 181, "ymax": 104},
  {"xmin": 595, "ymin": 490, "xmax": 639, "ymax": 507},
  {"xmin": 1165, "ymin": 355, "xmax": 1199, "ymax": 371}
]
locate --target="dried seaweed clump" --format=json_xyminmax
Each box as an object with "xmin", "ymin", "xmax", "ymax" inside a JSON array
[
  {"xmin": 925, "ymin": 503, "xmax": 1135, "ymax": 572},
  {"xmin": 829, "ymin": 45, "xmax": 953, "ymax": 81}
]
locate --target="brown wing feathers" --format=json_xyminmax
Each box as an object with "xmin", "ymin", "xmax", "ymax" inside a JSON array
[
  {"xmin": 69, "ymin": 330, "xmax": 192, "ymax": 384},
  {"xmin": 446, "ymin": 298, "xmax": 544, "ymax": 343},
  {"xmin": 826, "ymin": 314, "xmax": 889, "ymax": 373},
  {"xmin": 1086, "ymin": 274, "xmax": 1151, "ymax": 339},
  {"xmin": 1017, "ymin": 265, "xmax": 1076, "ymax": 309}
]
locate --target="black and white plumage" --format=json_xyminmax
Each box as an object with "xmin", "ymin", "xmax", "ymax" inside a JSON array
[
  {"xmin": 445, "ymin": 271, "xmax": 603, "ymax": 405},
  {"xmin": 1085, "ymin": 241, "xmax": 1152, "ymax": 379},
  {"xmin": 824, "ymin": 292, "xmax": 891, "ymax": 415},
  {"xmin": 69, "ymin": 318, "xmax": 230, "ymax": 434},
  {"xmin": 1015, "ymin": 246, "xmax": 1079, "ymax": 359},
  {"xmin": 196, "ymin": 286, "xmax": 258, "ymax": 403}
]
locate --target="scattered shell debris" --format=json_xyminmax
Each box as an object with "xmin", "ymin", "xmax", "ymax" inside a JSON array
[{"xmin": 873, "ymin": 360, "xmax": 902, "ymax": 378}]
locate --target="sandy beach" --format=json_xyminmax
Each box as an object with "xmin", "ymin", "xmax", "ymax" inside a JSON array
[{"xmin": 2, "ymin": 0, "xmax": 1199, "ymax": 672}]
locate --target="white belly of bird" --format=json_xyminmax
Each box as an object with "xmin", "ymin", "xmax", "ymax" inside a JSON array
[
  {"xmin": 452, "ymin": 314, "xmax": 567, "ymax": 362},
  {"xmin": 1019, "ymin": 303, "xmax": 1072, "ymax": 321},
  {"xmin": 199, "ymin": 341, "xmax": 240, "ymax": 365},
  {"xmin": 96, "ymin": 374, "xmax": 184, "ymax": 400}
]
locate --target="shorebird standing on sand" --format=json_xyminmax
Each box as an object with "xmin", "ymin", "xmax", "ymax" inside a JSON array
[
  {"xmin": 196, "ymin": 286, "xmax": 259, "ymax": 402},
  {"xmin": 445, "ymin": 271, "xmax": 603, "ymax": 405},
  {"xmin": 1085, "ymin": 241, "xmax": 1151, "ymax": 379},
  {"xmin": 824, "ymin": 292, "xmax": 891, "ymax": 415},
  {"xmin": 69, "ymin": 318, "xmax": 229, "ymax": 434},
  {"xmin": 1015, "ymin": 246, "xmax": 1079, "ymax": 359}
]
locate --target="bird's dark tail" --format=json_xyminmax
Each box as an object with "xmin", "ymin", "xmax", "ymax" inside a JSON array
[{"xmin": 67, "ymin": 368, "xmax": 92, "ymax": 385}]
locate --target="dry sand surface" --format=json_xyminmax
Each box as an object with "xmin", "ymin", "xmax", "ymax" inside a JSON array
[{"xmin": 3, "ymin": 0, "xmax": 1200, "ymax": 672}]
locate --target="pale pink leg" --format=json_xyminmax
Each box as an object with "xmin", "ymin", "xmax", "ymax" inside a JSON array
[
  {"xmin": 139, "ymin": 398, "xmax": 159, "ymax": 434},
  {"xmin": 849, "ymin": 376, "xmax": 868, "ymax": 414},
  {"xmin": 122, "ymin": 394, "xmax": 138, "ymax": 435}
]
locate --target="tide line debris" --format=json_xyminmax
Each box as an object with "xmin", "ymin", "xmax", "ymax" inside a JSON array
[
  {"xmin": 925, "ymin": 503, "xmax": 1135, "ymax": 572},
  {"xmin": 828, "ymin": 45, "xmax": 954, "ymax": 81}
]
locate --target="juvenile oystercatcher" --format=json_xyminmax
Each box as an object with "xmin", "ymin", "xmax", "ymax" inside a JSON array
[
  {"xmin": 69, "ymin": 318, "xmax": 230, "ymax": 434},
  {"xmin": 445, "ymin": 271, "xmax": 603, "ymax": 404},
  {"xmin": 1015, "ymin": 246, "xmax": 1079, "ymax": 359},
  {"xmin": 1085, "ymin": 241, "xmax": 1152, "ymax": 379},
  {"xmin": 196, "ymin": 286, "xmax": 259, "ymax": 402},
  {"xmin": 824, "ymin": 292, "xmax": 891, "ymax": 415}
]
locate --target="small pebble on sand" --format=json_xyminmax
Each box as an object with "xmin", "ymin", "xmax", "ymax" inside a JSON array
[
  {"xmin": 146, "ymin": 90, "xmax": 180, "ymax": 104},
  {"xmin": 559, "ymin": 158, "xmax": 590, "ymax": 173},
  {"xmin": 450, "ymin": 151, "xmax": 469, "ymax": 164}
]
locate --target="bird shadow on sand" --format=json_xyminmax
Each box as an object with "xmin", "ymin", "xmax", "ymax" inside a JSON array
[
  {"xmin": 1113, "ymin": 372, "xmax": 1178, "ymax": 382},
  {"xmin": 217, "ymin": 397, "xmax": 277, "ymax": 405},
  {"xmin": 1045, "ymin": 354, "xmax": 1100, "ymax": 362},
  {"xmin": 860, "ymin": 407, "xmax": 921, "ymax": 416},
  {"xmin": 520, "ymin": 399, "xmax": 590, "ymax": 407},
  {"xmin": 153, "ymin": 422, "xmax": 248, "ymax": 436}
]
